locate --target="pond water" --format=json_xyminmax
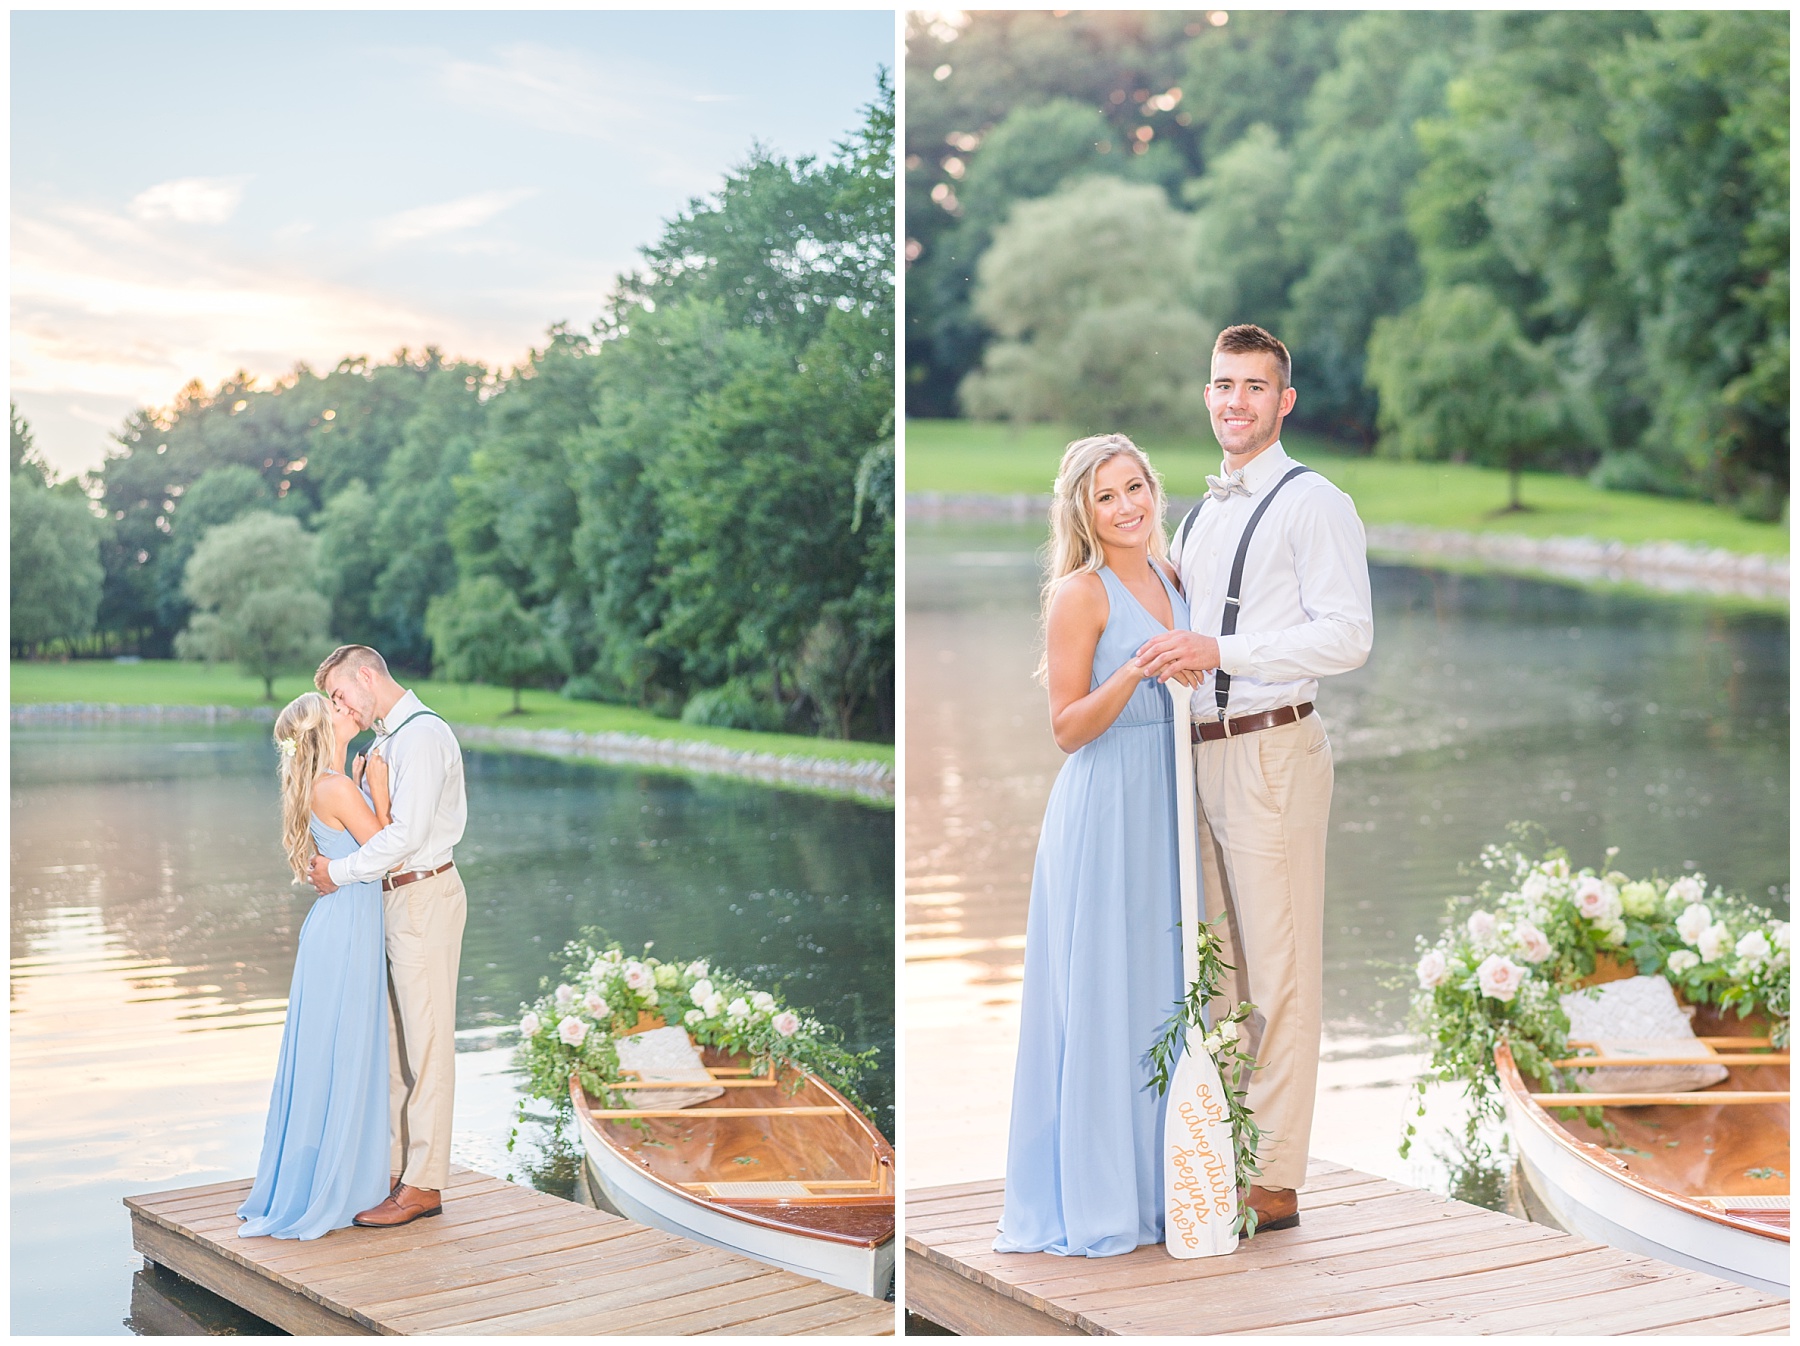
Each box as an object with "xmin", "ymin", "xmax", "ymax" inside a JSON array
[
  {"xmin": 905, "ymin": 521, "xmax": 1787, "ymax": 1205},
  {"xmin": 11, "ymin": 726, "xmax": 893, "ymax": 1335}
]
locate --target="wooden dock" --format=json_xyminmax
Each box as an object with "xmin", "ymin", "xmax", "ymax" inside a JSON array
[
  {"xmin": 905, "ymin": 1158, "xmax": 1789, "ymax": 1335},
  {"xmin": 126, "ymin": 1165, "xmax": 894, "ymax": 1335}
]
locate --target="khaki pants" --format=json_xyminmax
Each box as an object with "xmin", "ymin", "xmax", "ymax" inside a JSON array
[
  {"xmin": 383, "ymin": 866, "xmax": 467, "ymax": 1191},
  {"xmin": 1192, "ymin": 712, "xmax": 1332, "ymax": 1191}
]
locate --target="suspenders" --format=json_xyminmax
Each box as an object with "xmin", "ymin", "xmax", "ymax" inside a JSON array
[
  {"xmin": 1173, "ymin": 464, "xmax": 1314, "ymax": 725},
  {"xmin": 376, "ymin": 708, "xmax": 446, "ymax": 744}
]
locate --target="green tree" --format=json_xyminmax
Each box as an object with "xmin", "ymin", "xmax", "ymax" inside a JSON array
[
  {"xmin": 11, "ymin": 402, "xmax": 50, "ymax": 485},
  {"xmin": 1366, "ymin": 285, "xmax": 1572, "ymax": 512},
  {"xmin": 313, "ymin": 479, "xmax": 382, "ymax": 647},
  {"xmin": 174, "ymin": 512, "xmax": 331, "ymax": 698},
  {"xmin": 12, "ymin": 475, "xmax": 104, "ymax": 659},
  {"xmin": 1186, "ymin": 123, "xmax": 1297, "ymax": 331},
  {"xmin": 1603, "ymin": 11, "xmax": 1789, "ymax": 515},
  {"xmin": 961, "ymin": 177, "xmax": 1210, "ymax": 431},
  {"xmin": 425, "ymin": 575, "xmax": 562, "ymax": 714}
]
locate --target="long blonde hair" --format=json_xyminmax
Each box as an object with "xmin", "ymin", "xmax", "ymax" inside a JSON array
[
  {"xmin": 1035, "ymin": 433, "xmax": 1169, "ymax": 684},
  {"xmin": 273, "ymin": 692, "xmax": 336, "ymax": 881}
]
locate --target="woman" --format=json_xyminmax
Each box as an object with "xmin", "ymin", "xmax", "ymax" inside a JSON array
[
  {"xmin": 994, "ymin": 434, "xmax": 1191, "ymax": 1257},
  {"xmin": 237, "ymin": 692, "xmax": 392, "ymax": 1239}
]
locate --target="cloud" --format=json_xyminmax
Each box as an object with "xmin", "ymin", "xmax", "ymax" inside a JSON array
[
  {"xmin": 437, "ymin": 42, "xmax": 649, "ymax": 142},
  {"xmin": 374, "ymin": 189, "xmax": 535, "ymax": 246},
  {"xmin": 128, "ymin": 176, "xmax": 248, "ymax": 225}
]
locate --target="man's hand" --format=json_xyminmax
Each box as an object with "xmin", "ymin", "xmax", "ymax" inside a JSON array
[
  {"xmin": 308, "ymin": 855, "xmax": 339, "ymax": 894},
  {"xmin": 1136, "ymin": 629, "xmax": 1221, "ymax": 684}
]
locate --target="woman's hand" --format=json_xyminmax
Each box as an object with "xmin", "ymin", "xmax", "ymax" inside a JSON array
[
  {"xmin": 364, "ymin": 751, "xmax": 391, "ymax": 821},
  {"xmin": 351, "ymin": 752, "xmax": 366, "ymax": 787}
]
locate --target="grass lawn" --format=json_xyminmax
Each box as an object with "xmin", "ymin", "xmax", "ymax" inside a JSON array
[
  {"xmin": 905, "ymin": 419, "xmax": 1789, "ymax": 556},
  {"xmin": 9, "ymin": 660, "xmax": 894, "ymax": 767}
]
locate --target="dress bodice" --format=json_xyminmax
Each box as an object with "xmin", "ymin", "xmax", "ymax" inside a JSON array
[
  {"xmin": 309, "ymin": 775, "xmax": 369, "ymax": 862},
  {"xmin": 1091, "ymin": 565, "xmax": 1191, "ymax": 731}
]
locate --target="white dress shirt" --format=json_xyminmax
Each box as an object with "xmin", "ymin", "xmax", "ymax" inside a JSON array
[
  {"xmin": 328, "ymin": 689, "xmax": 467, "ymax": 887},
  {"xmin": 1169, "ymin": 440, "xmax": 1374, "ymax": 720}
]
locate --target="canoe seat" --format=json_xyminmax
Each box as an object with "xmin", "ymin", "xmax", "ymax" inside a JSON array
[
  {"xmin": 697, "ymin": 1181, "xmax": 814, "ymax": 1198},
  {"xmin": 1697, "ymin": 1195, "xmax": 1790, "ymax": 1210}
]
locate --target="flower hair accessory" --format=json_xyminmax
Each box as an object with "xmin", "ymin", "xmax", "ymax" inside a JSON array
[{"xmin": 278, "ymin": 736, "xmax": 298, "ymax": 758}]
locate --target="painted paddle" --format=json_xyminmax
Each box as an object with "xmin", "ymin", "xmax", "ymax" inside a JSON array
[{"xmin": 1162, "ymin": 679, "xmax": 1240, "ymax": 1258}]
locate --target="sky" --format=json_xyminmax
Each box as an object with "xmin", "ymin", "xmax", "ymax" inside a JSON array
[{"xmin": 11, "ymin": 9, "xmax": 895, "ymax": 477}]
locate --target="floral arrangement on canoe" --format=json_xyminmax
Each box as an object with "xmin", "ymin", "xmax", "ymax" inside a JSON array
[
  {"xmin": 514, "ymin": 932, "xmax": 877, "ymax": 1115},
  {"xmin": 1403, "ymin": 826, "xmax": 1790, "ymax": 1156},
  {"xmin": 1148, "ymin": 914, "xmax": 1266, "ymax": 1236}
]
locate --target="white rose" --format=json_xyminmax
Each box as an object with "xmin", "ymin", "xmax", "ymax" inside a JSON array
[
  {"xmin": 684, "ymin": 1008, "xmax": 704, "ymax": 1027},
  {"xmin": 642, "ymin": 988, "xmax": 659, "ymax": 1007},
  {"xmin": 1574, "ymin": 876, "xmax": 1621, "ymax": 922},
  {"xmin": 554, "ymin": 983, "xmax": 576, "ymax": 1008},
  {"xmin": 1540, "ymin": 857, "xmax": 1568, "ymax": 879},
  {"xmin": 1476, "ymin": 954, "xmax": 1527, "ymax": 1003},
  {"xmin": 1667, "ymin": 875, "xmax": 1706, "ymax": 907},
  {"xmin": 557, "ymin": 1015, "xmax": 589, "ymax": 1047},
  {"xmin": 1598, "ymin": 917, "xmax": 1628, "ymax": 947},
  {"xmin": 1665, "ymin": 949, "xmax": 1699, "ymax": 975},
  {"xmin": 685, "ymin": 960, "xmax": 709, "ymax": 980},
  {"xmin": 520, "ymin": 1012, "xmax": 541, "ymax": 1038},
  {"xmin": 1619, "ymin": 881, "xmax": 1658, "ymax": 919},
  {"xmin": 583, "ymin": 992, "xmax": 610, "ymax": 1019},
  {"xmin": 1416, "ymin": 949, "xmax": 1449, "ymax": 988},
  {"xmin": 1698, "ymin": 922, "xmax": 1732, "ymax": 963},
  {"xmin": 624, "ymin": 961, "xmax": 654, "ymax": 992},
  {"xmin": 772, "ymin": 1010, "xmax": 800, "ymax": 1037},
  {"xmin": 1675, "ymin": 903, "xmax": 1712, "ymax": 947},
  {"xmin": 590, "ymin": 959, "xmax": 608, "ymax": 980},
  {"xmin": 726, "ymin": 997, "xmax": 751, "ymax": 1021},
  {"xmin": 1770, "ymin": 921, "xmax": 1790, "ymax": 952},
  {"xmin": 702, "ymin": 992, "xmax": 726, "ymax": 1017},
  {"xmin": 751, "ymin": 991, "xmax": 777, "ymax": 1014},
  {"xmin": 1514, "ymin": 923, "xmax": 1553, "ymax": 965},
  {"xmin": 1215, "ymin": 1019, "xmax": 1240, "ymax": 1044},
  {"xmin": 689, "ymin": 978, "xmax": 715, "ymax": 1004},
  {"xmin": 1735, "ymin": 931, "xmax": 1772, "ymax": 967},
  {"xmin": 1520, "ymin": 873, "xmax": 1550, "ymax": 903},
  {"xmin": 1467, "ymin": 910, "xmax": 1497, "ymax": 941},
  {"xmin": 1201, "ymin": 1032, "xmax": 1223, "ymax": 1056}
]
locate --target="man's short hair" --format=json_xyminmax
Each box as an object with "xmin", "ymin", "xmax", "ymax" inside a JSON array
[
  {"xmin": 315, "ymin": 644, "xmax": 389, "ymax": 691},
  {"xmin": 1214, "ymin": 324, "xmax": 1292, "ymax": 388}
]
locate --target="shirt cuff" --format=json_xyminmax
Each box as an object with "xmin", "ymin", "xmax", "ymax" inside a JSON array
[
  {"xmin": 327, "ymin": 857, "xmax": 350, "ymax": 888},
  {"xmin": 1216, "ymin": 634, "xmax": 1254, "ymax": 677}
]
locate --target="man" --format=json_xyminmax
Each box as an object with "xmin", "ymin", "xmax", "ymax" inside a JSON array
[
  {"xmin": 308, "ymin": 644, "xmax": 468, "ymax": 1227},
  {"xmin": 1136, "ymin": 324, "xmax": 1373, "ymax": 1232}
]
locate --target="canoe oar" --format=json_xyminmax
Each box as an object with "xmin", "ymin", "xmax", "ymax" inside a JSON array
[{"xmin": 1162, "ymin": 678, "xmax": 1240, "ymax": 1258}]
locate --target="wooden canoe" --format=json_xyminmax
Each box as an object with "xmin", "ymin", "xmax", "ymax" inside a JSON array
[
  {"xmin": 571, "ymin": 1045, "xmax": 895, "ymax": 1299},
  {"xmin": 1496, "ymin": 1006, "xmax": 1788, "ymax": 1296}
]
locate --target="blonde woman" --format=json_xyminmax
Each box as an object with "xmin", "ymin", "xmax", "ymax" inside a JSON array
[
  {"xmin": 237, "ymin": 692, "xmax": 393, "ymax": 1239},
  {"xmin": 994, "ymin": 434, "xmax": 1192, "ymax": 1258}
]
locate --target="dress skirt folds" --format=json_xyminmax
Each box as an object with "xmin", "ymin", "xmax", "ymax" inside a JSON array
[
  {"xmin": 995, "ymin": 565, "xmax": 1189, "ymax": 1257},
  {"xmin": 237, "ymin": 816, "xmax": 390, "ymax": 1239}
]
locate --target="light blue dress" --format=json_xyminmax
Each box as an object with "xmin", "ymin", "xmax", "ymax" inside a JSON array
[
  {"xmin": 995, "ymin": 565, "xmax": 1190, "ymax": 1257},
  {"xmin": 237, "ymin": 799, "xmax": 389, "ymax": 1239}
]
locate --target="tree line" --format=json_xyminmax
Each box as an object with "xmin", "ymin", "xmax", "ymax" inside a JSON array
[
  {"xmin": 13, "ymin": 74, "xmax": 895, "ymax": 740},
  {"xmin": 906, "ymin": 11, "xmax": 1787, "ymax": 518}
]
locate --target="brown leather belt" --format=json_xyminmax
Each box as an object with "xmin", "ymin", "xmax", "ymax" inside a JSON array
[
  {"xmin": 1192, "ymin": 702, "xmax": 1314, "ymax": 744},
  {"xmin": 382, "ymin": 861, "xmax": 455, "ymax": 892}
]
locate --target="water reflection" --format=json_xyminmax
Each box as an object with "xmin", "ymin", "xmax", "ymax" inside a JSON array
[
  {"xmin": 11, "ymin": 725, "xmax": 892, "ymax": 1335},
  {"xmin": 905, "ymin": 521, "xmax": 1787, "ymax": 1197}
]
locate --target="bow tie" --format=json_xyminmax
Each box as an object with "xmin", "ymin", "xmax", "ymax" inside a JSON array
[
  {"xmin": 1206, "ymin": 468, "xmax": 1252, "ymax": 501},
  {"xmin": 372, "ymin": 718, "xmax": 387, "ymax": 737}
]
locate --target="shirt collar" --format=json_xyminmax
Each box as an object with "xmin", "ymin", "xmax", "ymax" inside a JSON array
[
  {"xmin": 1220, "ymin": 440, "xmax": 1291, "ymax": 496},
  {"xmin": 378, "ymin": 689, "xmax": 422, "ymax": 734}
]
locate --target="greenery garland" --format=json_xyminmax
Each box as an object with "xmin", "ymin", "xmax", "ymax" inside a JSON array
[
  {"xmin": 513, "ymin": 930, "xmax": 878, "ymax": 1117},
  {"xmin": 1403, "ymin": 825, "xmax": 1790, "ymax": 1158},
  {"xmin": 1148, "ymin": 914, "xmax": 1267, "ymax": 1238}
]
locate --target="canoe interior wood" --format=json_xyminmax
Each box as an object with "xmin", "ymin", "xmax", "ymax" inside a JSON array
[
  {"xmin": 1554, "ymin": 1054, "xmax": 1789, "ymax": 1068},
  {"xmin": 1529, "ymin": 1091, "xmax": 1788, "ymax": 1106},
  {"xmin": 123, "ymin": 1164, "xmax": 892, "ymax": 1335},
  {"xmin": 903, "ymin": 1157, "xmax": 1789, "ymax": 1337}
]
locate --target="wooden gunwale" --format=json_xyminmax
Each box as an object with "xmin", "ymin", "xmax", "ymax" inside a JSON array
[
  {"xmin": 1496, "ymin": 1042, "xmax": 1789, "ymax": 1243},
  {"xmin": 572, "ymin": 1065, "xmax": 895, "ymax": 1251},
  {"xmin": 1528, "ymin": 1091, "xmax": 1787, "ymax": 1106},
  {"xmin": 1553, "ymin": 1054, "xmax": 1788, "ymax": 1067}
]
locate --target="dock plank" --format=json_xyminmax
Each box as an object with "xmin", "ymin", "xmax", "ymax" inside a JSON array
[
  {"xmin": 904, "ymin": 1158, "xmax": 1785, "ymax": 1336},
  {"xmin": 127, "ymin": 1164, "xmax": 892, "ymax": 1335}
]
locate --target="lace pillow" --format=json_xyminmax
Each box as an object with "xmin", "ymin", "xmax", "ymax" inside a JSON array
[
  {"xmin": 1559, "ymin": 975, "xmax": 1728, "ymax": 1093},
  {"xmin": 613, "ymin": 1026, "xmax": 726, "ymax": 1110}
]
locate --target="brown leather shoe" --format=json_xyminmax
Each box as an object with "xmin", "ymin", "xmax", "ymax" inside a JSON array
[
  {"xmin": 1246, "ymin": 1185, "xmax": 1300, "ymax": 1234},
  {"xmin": 354, "ymin": 1184, "xmax": 442, "ymax": 1227}
]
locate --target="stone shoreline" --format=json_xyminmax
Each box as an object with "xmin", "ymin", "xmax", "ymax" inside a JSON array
[
  {"xmin": 907, "ymin": 492, "xmax": 1788, "ymax": 603},
  {"xmin": 11, "ymin": 703, "xmax": 894, "ymax": 803}
]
